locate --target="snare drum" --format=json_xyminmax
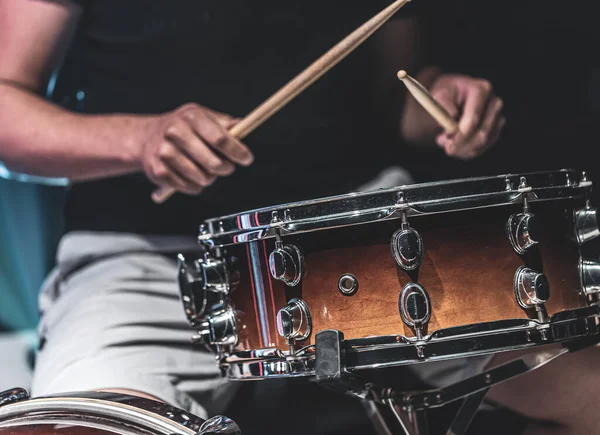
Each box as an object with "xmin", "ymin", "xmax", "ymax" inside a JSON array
[
  {"xmin": 0, "ymin": 388, "xmax": 240, "ymax": 435},
  {"xmin": 178, "ymin": 169, "xmax": 600, "ymax": 381}
]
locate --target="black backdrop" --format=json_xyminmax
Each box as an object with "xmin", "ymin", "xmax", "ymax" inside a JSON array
[{"xmin": 401, "ymin": 0, "xmax": 599, "ymax": 203}]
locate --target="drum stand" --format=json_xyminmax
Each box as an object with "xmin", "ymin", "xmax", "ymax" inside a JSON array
[{"xmin": 314, "ymin": 330, "xmax": 600, "ymax": 435}]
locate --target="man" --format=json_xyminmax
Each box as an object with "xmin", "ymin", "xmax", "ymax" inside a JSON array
[{"xmin": 0, "ymin": 0, "xmax": 549, "ymax": 432}]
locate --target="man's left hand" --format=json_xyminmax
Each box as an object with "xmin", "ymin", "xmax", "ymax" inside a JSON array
[{"xmin": 430, "ymin": 74, "xmax": 506, "ymax": 160}]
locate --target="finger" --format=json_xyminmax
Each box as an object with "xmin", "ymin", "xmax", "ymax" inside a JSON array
[
  {"xmin": 443, "ymin": 129, "xmax": 466, "ymax": 153},
  {"xmin": 479, "ymin": 97, "xmax": 504, "ymax": 140},
  {"xmin": 431, "ymin": 87, "xmax": 460, "ymax": 120},
  {"xmin": 446, "ymin": 116, "xmax": 506, "ymax": 160},
  {"xmin": 441, "ymin": 130, "xmax": 479, "ymax": 160},
  {"xmin": 179, "ymin": 104, "xmax": 238, "ymax": 128},
  {"xmin": 165, "ymin": 121, "xmax": 236, "ymax": 176},
  {"xmin": 443, "ymin": 142, "xmax": 477, "ymax": 160},
  {"xmin": 488, "ymin": 116, "xmax": 506, "ymax": 147},
  {"xmin": 158, "ymin": 142, "xmax": 219, "ymax": 191},
  {"xmin": 436, "ymin": 133, "xmax": 446, "ymax": 147},
  {"xmin": 464, "ymin": 98, "xmax": 504, "ymax": 155},
  {"xmin": 436, "ymin": 132, "xmax": 452, "ymax": 147},
  {"xmin": 146, "ymin": 159, "xmax": 190, "ymax": 193},
  {"xmin": 156, "ymin": 142, "xmax": 217, "ymax": 194},
  {"xmin": 457, "ymin": 80, "xmax": 493, "ymax": 141},
  {"xmin": 210, "ymin": 111, "xmax": 242, "ymax": 130},
  {"xmin": 187, "ymin": 110, "xmax": 254, "ymax": 166}
]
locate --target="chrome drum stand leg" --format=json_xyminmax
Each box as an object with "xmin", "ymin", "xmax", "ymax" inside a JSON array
[
  {"xmin": 314, "ymin": 330, "xmax": 600, "ymax": 435},
  {"xmin": 362, "ymin": 400, "xmax": 429, "ymax": 435}
]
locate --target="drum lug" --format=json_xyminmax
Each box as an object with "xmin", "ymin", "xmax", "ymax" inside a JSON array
[
  {"xmin": 192, "ymin": 307, "xmax": 238, "ymax": 348},
  {"xmin": 391, "ymin": 207, "xmax": 424, "ymax": 271},
  {"xmin": 575, "ymin": 205, "xmax": 599, "ymax": 245},
  {"xmin": 268, "ymin": 234, "xmax": 304, "ymax": 287},
  {"xmin": 178, "ymin": 253, "xmax": 239, "ymax": 326},
  {"xmin": 276, "ymin": 298, "xmax": 312, "ymax": 346},
  {"xmin": 514, "ymin": 266, "xmax": 550, "ymax": 322},
  {"xmin": 399, "ymin": 283, "xmax": 431, "ymax": 342},
  {"xmin": 198, "ymin": 415, "xmax": 241, "ymax": 435},
  {"xmin": 507, "ymin": 212, "xmax": 539, "ymax": 254},
  {"xmin": 574, "ymin": 174, "xmax": 600, "ymax": 299},
  {"xmin": 506, "ymin": 176, "xmax": 543, "ymax": 255},
  {"xmin": 579, "ymin": 259, "xmax": 600, "ymax": 297},
  {"xmin": 0, "ymin": 388, "xmax": 29, "ymax": 407}
]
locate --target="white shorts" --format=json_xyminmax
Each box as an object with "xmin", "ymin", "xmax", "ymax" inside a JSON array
[{"xmin": 32, "ymin": 231, "xmax": 492, "ymax": 420}]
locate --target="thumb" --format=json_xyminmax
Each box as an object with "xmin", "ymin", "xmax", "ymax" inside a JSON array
[
  {"xmin": 223, "ymin": 117, "xmax": 242, "ymax": 131},
  {"xmin": 433, "ymin": 89, "xmax": 460, "ymax": 120},
  {"xmin": 208, "ymin": 109, "xmax": 242, "ymax": 130}
]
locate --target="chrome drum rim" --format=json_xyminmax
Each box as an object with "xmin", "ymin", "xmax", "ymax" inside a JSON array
[
  {"xmin": 201, "ymin": 169, "xmax": 590, "ymax": 247},
  {"xmin": 222, "ymin": 305, "xmax": 600, "ymax": 380}
]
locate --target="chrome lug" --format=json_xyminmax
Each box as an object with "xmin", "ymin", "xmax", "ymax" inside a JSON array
[
  {"xmin": 276, "ymin": 298, "xmax": 312, "ymax": 342},
  {"xmin": 399, "ymin": 283, "xmax": 431, "ymax": 340},
  {"xmin": 507, "ymin": 212, "xmax": 539, "ymax": 254},
  {"xmin": 269, "ymin": 244, "xmax": 304, "ymax": 287}
]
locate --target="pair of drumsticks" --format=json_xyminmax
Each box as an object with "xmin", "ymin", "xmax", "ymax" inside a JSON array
[{"xmin": 152, "ymin": 0, "xmax": 458, "ymax": 203}]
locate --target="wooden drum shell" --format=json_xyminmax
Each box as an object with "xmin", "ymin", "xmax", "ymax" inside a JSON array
[{"xmin": 231, "ymin": 199, "xmax": 585, "ymax": 351}]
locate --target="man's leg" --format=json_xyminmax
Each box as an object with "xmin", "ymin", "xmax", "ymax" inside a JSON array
[
  {"xmin": 31, "ymin": 233, "xmax": 236, "ymax": 419},
  {"xmin": 484, "ymin": 344, "xmax": 600, "ymax": 434}
]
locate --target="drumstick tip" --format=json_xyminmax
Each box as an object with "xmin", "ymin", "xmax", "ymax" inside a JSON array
[{"xmin": 397, "ymin": 70, "xmax": 408, "ymax": 80}]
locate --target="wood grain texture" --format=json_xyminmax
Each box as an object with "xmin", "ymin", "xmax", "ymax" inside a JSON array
[
  {"xmin": 230, "ymin": 200, "xmax": 585, "ymax": 350},
  {"xmin": 230, "ymin": 241, "xmax": 287, "ymax": 350}
]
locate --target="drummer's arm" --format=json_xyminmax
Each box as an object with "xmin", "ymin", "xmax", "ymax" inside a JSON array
[
  {"xmin": 0, "ymin": 0, "xmax": 146, "ymax": 180},
  {"xmin": 377, "ymin": 19, "xmax": 505, "ymax": 159},
  {"xmin": 0, "ymin": 0, "xmax": 251, "ymax": 194}
]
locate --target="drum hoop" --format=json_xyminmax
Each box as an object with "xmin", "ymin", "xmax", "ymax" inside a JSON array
[
  {"xmin": 202, "ymin": 169, "xmax": 589, "ymax": 247},
  {"xmin": 0, "ymin": 395, "xmax": 200, "ymax": 434},
  {"xmin": 223, "ymin": 305, "xmax": 600, "ymax": 380}
]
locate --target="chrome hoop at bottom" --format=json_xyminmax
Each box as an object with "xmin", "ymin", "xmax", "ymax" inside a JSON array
[
  {"xmin": 222, "ymin": 305, "xmax": 600, "ymax": 380},
  {"xmin": 225, "ymin": 347, "xmax": 316, "ymax": 380}
]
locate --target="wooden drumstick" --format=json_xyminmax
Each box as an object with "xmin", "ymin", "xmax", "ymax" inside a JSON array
[
  {"xmin": 397, "ymin": 70, "xmax": 458, "ymax": 134},
  {"xmin": 152, "ymin": 0, "xmax": 412, "ymax": 204}
]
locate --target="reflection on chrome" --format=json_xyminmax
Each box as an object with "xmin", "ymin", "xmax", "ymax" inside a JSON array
[
  {"xmin": 199, "ymin": 170, "xmax": 589, "ymax": 247},
  {"xmin": 223, "ymin": 305, "xmax": 600, "ymax": 380}
]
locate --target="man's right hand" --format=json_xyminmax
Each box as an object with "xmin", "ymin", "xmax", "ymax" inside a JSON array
[
  {"xmin": 140, "ymin": 103, "xmax": 254, "ymax": 197},
  {"xmin": 0, "ymin": 1, "xmax": 254, "ymax": 187}
]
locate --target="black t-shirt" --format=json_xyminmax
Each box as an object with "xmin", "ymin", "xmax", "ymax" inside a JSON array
[{"xmin": 57, "ymin": 0, "xmax": 418, "ymax": 235}]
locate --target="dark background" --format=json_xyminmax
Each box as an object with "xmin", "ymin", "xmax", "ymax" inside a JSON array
[
  {"xmin": 226, "ymin": 4, "xmax": 600, "ymax": 433},
  {"xmin": 403, "ymin": 0, "xmax": 598, "ymax": 197},
  {"xmin": 0, "ymin": 1, "xmax": 598, "ymax": 432}
]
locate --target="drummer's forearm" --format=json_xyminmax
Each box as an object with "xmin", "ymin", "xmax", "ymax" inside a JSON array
[
  {"xmin": 0, "ymin": 0, "xmax": 143, "ymax": 181},
  {"xmin": 0, "ymin": 81, "xmax": 145, "ymax": 180}
]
